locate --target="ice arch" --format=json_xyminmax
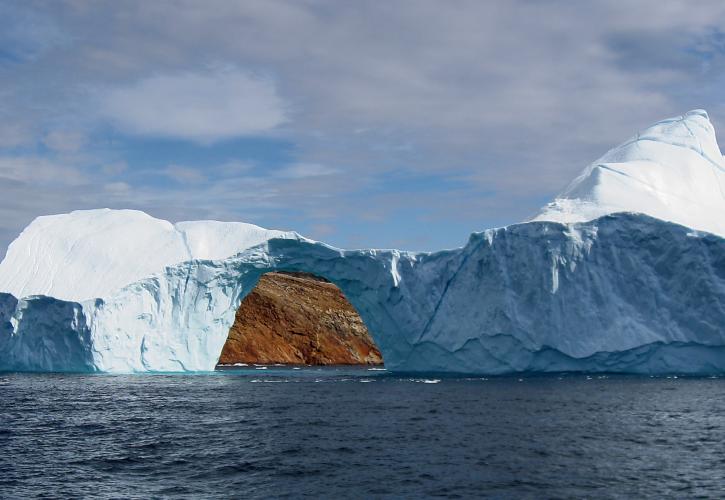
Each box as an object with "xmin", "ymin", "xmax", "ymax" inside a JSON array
[
  {"xmin": 85, "ymin": 235, "xmax": 411, "ymax": 373},
  {"xmin": 216, "ymin": 270, "xmax": 384, "ymax": 366},
  {"xmin": 2, "ymin": 213, "xmax": 725, "ymax": 374}
]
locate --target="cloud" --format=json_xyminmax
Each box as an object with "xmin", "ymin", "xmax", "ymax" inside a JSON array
[
  {"xmin": 3, "ymin": 1, "xmax": 725, "ymax": 254},
  {"xmin": 216, "ymin": 160, "xmax": 253, "ymax": 176},
  {"xmin": 162, "ymin": 165, "xmax": 207, "ymax": 183},
  {"xmin": 95, "ymin": 67, "xmax": 287, "ymax": 143},
  {"xmin": 0, "ymin": 3, "xmax": 67, "ymax": 64},
  {"xmin": 0, "ymin": 155, "xmax": 109, "ymax": 256},
  {"xmin": 101, "ymin": 161, "xmax": 128, "ymax": 176},
  {"xmin": 103, "ymin": 181, "xmax": 131, "ymax": 193},
  {"xmin": 0, "ymin": 124, "xmax": 32, "ymax": 149},
  {"xmin": 0, "ymin": 156, "xmax": 85, "ymax": 185},
  {"xmin": 309, "ymin": 223, "xmax": 335, "ymax": 239},
  {"xmin": 43, "ymin": 130, "xmax": 86, "ymax": 153},
  {"xmin": 275, "ymin": 163, "xmax": 339, "ymax": 179}
]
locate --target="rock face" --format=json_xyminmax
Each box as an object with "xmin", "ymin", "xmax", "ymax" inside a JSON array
[{"xmin": 217, "ymin": 272, "xmax": 383, "ymax": 366}]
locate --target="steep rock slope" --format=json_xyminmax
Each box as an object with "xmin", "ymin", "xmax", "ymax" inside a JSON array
[{"xmin": 218, "ymin": 272, "xmax": 382, "ymax": 365}]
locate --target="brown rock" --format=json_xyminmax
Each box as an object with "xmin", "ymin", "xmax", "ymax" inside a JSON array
[{"xmin": 217, "ymin": 272, "xmax": 383, "ymax": 366}]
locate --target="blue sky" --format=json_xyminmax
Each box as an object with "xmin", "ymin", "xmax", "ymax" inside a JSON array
[{"xmin": 1, "ymin": 1, "xmax": 725, "ymax": 254}]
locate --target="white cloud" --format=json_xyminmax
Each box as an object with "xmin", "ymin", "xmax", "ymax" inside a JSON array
[
  {"xmin": 101, "ymin": 161, "xmax": 128, "ymax": 176},
  {"xmin": 0, "ymin": 124, "xmax": 33, "ymax": 149},
  {"xmin": 96, "ymin": 67, "xmax": 287, "ymax": 143},
  {"xmin": 43, "ymin": 130, "xmax": 86, "ymax": 153},
  {"xmin": 3, "ymin": 1, "xmax": 725, "ymax": 253},
  {"xmin": 163, "ymin": 165, "xmax": 207, "ymax": 183},
  {"xmin": 276, "ymin": 162, "xmax": 339, "ymax": 179},
  {"xmin": 310, "ymin": 223, "xmax": 335, "ymax": 238},
  {"xmin": 0, "ymin": 156, "xmax": 85, "ymax": 185},
  {"xmin": 216, "ymin": 160, "xmax": 253, "ymax": 176},
  {"xmin": 103, "ymin": 181, "xmax": 131, "ymax": 193}
]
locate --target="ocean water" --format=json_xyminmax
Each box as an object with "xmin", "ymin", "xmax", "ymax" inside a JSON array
[{"xmin": 1, "ymin": 368, "xmax": 724, "ymax": 499}]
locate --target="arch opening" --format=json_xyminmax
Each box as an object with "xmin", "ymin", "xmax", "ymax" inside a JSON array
[{"xmin": 216, "ymin": 271, "xmax": 383, "ymax": 368}]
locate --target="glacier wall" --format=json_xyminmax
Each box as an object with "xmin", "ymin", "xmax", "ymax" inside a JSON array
[
  {"xmin": 2, "ymin": 213, "xmax": 725, "ymax": 374},
  {"xmin": 0, "ymin": 293, "xmax": 95, "ymax": 372}
]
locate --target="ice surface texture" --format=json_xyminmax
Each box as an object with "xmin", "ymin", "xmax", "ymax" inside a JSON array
[
  {"xmin": 533, "ymin": 110, "xmax": 725, "ymax": 237},
  {"xmin": 1, "ymin": 111, "xmax": 724, "ymax": 373},
  {"xmin": 0, "ymin": 209, "xmax": 294, "ymax": 302},
  {"xmin": 1, "ymin": 214, "xmax": 724, "ymax": 374}
]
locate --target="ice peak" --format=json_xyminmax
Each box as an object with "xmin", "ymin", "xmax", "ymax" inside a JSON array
[
  {"xmin": 0, "ymin": 209, "xmax": 295, "ymax": 301},
  {"xmin": 685, "ymin": 108, "xmax": 709, "ymax": 120},
  {"xmin": 617, "ymin": 108, "xmax": 721, "ymax": 163},
  {"xmin": 533, "ymin": 110, "xmax": 725, "ymax": 237}
]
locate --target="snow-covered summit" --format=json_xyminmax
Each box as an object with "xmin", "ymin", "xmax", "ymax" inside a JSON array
[
  {"xmin": 0, "ymin": 208, "xmax": 295, "ymax": 301},
  {"xmin": 533, "ymin": 109, "xmax": 725, "ymax": 237}
]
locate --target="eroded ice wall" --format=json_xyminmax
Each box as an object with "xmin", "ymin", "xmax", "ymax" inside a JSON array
[{"xmin": 2, "ymin": 214, "xmax": 724, "ymax": 374}]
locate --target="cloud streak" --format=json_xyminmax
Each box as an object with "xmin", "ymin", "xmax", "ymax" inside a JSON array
[
  {"xmin": 1, "ymin": 1, "xmax": 725, "ymax": 254},
  {"xmin": 96, "ymin": 67, "xmax": 287, "ymax": 143}
]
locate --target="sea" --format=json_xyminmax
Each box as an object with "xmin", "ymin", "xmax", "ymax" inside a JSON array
[{"xmin": 1, "ymin": 367, "xmax": 724, "ymax": 499}]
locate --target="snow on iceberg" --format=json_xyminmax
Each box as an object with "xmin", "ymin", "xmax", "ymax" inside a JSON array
[
  {"xmin": 1, "ymin": 111, "xmax": 725, "ymax": 374},
  {"xmin": 0, "ymin": 208, "xmax": 295, "ymax": 302},
  {"xmin": 533, "ymin": 110, "xmax": 725, "ymax": 237}
]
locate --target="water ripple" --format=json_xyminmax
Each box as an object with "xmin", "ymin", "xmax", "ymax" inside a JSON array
[{"xmin": 0, "ymin": 369, "xmax": 723, "ymax": 498}]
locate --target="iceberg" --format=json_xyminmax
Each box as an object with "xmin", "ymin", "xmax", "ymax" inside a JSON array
[
  {"xmin": 533, "ymin": 109, "xmax": 725, "ymax": 237},
  {"xmin": 0, "ymin": 208, "xmax": 294, "ymax": 301},
  {"xmin": 1, "ymin": 111, "xmax": 724, "ymax": 374}
]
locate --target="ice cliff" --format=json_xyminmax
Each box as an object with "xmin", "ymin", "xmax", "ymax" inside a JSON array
[{"xmin": 1, "ymin": 110, "xmax": 724, "ymax": 374}]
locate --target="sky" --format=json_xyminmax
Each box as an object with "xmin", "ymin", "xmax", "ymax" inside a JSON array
[{"xmin": 2, "ymin": 0, "xmax": 725, "ymax": 255}]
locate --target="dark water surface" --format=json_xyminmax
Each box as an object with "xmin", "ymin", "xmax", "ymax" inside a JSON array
[{"xmin": 1, "ymin": 368, "xmax": 724, "ymax": 499}]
